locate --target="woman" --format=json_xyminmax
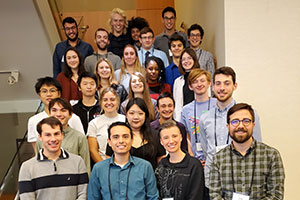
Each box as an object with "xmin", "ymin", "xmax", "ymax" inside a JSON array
[
  {"xmin": 87, "ymin": 87, "xmax": 126, "ymax": 163},
  {"xmin": 95, "ymin": 58, "xmax": 128, "ymax": 104},
  {"xmin": 114, "ymin": 44, "xmax": 145, "ymax": 92},
  {"xmin": 106, "ymin": 98, "xmax": 165, "ymax": 169},
  {"xmin": 173, "ymin": 48, "xmax": 200, "ymax": 121},
  {"xmin": 155, "ymin": 121, "xmax": 204, "ymax": 200},
  {"xmin": 120, "ymin": 72, "xmax": 157, "ymax": 121},
  {"xmin": 145, "ymin": 56, "xmax": 171, "ymax": 100},
  {"xmin": 56, "ymin": 47, "xmax": 85, "ymax": 104}
]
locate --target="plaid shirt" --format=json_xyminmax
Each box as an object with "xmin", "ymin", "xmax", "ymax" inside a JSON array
[{"xmin": 209, "ymin": 139, "xmax": 285, "ymax": 200}]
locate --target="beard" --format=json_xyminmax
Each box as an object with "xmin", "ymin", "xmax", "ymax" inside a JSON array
[
  {"xmin": 230, "ymin": 127, "xmax": 252, "ymax": 144},
  {"xmin": 97, "ymin": 43, "xmax": 108, "ymax": 51},
  {"xmin": 67, "ymin": 32, "xmax": 78, "ymax": 42}
]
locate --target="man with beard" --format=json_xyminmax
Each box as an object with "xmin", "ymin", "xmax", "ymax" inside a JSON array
[
  {"xmin": 84, "ymin": 28, "xmax": 121, "ymax": 73},
  {"xmin": 53, "ymin": 17, "xmax": 93, "ymax": 78},
  {"xmin": 198, "ymin": 66, "xmax": 262, "ymax": 200},
  {"xmin": 209, "ymin": 103, "xmax": 285, "ymax": 199}
]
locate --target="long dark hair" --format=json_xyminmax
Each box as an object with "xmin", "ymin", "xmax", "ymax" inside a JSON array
[{"xmin": 63, "ymin": 47, "xmax": 85, "ymax": 78}]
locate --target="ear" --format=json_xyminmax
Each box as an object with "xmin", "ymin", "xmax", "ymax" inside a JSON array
[
  {"xmin": 107, "ymin": 138, "xmax": 112, "ymax": 147},
  {"xmin": 160, "ymin": 138, "xmax": 164, "ymax": 146},
  {"xmin": 226, "ymin": 123, "xmax": 230, "ymax": 132},
  {"xmin": 233, "ymin": 82, "xmax": 238, "ymax": 91},
  {"xmin": 188, "ymin": 84, "xmax": 194, "ymax": 91},
  {"xmin": 57, "ymin": 91, "xmax": 61, "ymax": 97},
  {"xmin": 38, "ymin": 134, "xmax": 42, "ymax": 142},
  {"xmin": 139, "ymin": 37, "xmax": 142, "ymax": 44}
]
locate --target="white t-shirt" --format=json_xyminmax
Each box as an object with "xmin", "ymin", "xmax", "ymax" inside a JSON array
[{"xmin": 87, "ymin": 114, "xmax": 126, "ymax": 159}]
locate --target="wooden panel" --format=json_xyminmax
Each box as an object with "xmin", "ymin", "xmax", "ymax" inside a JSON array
[{"xmin": 136, "ymin": 0, "xmax": 174, "ymax": 10}]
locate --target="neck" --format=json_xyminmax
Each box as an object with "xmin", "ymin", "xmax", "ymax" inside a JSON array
[
  {"xmin": 148, "ymin": 80, "xmax": 158, "ymax": 84},
  {"xmin": 113, "ymin": 31, "xmax": 122, "ymax": 37},
  {"xmin": 100, "ymin": 78, "xmax": 109, "ymax": 86},
  {"xmin": 191, "ymin": 45, "xmax": 200, "ymax": 51},
  {"xmin": 68, "ymin": 39, "xmax": 78, "ymax": 47},
  {"xmin": 165, "ymin": 29, "xmax": 175, "ymax": 36},
  {"xmin": 195, "ymin": 93, "xmax": 209, "ymax": 102},
  {"xmin": 63, "ymin": 124, "xmax": 68, "ymax": 130},
  {"xmin": 232, "ymin": 137, "xmax": 253, "ymax": 156},
  {"xmin": 97, "ymin": 48, "xmax": 108, "ymax": 55},
  {"xmin": 143, "ymin": 46, "xmax": 151, "ymax": 51},
  {"xmin": 172, "ymin": 56, "xmax": 180, "ymax": 66},
  {"xmin": 159, "ymin": 117, "xmax": 172, "ymax": 124},
  {"xmin": 114, "ymin": 152, "xmax": 130, "ymax": 165},
  {"xmin": 134, "ymin": 93, "xmax": 143, "ymax": 98},
  {"xmin": 169, "ymin": 150, "xmax": 185, "ymax": 163},
  {"xmin": 217, "ymin": 97, "xmax": 233, "ymax": 110},
  {"xmin": 44, "ymin": 105, "xmax": 50, "ymax": 115},
  {"xmin": 104, "ymin": 111, "xmax": 118, "ymax": 118},
  {"xmin": 43, "ymin": 148, "xmax": 61, "ymax": 161},
  {"xmin": 71, "ymin": 68, "xmax": 79, "ymax": 75},
  {"xmin": 82, "ymin": 96, "xmax": 96, "ymax": 106},
  {"xmin": 126, "ymin": 65, "xmax": 135, "ymax": 74}
]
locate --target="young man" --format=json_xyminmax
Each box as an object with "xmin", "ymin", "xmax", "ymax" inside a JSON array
[
  {"xmin": 84, "ymin": 28, "xmax": 122, "ymax": 72},
  {"xmin": 210, "ymin": 103, "xmax": 285, "ymax": 199},
  {"xmin": 137, "ymin": 27, "xmax": 169, "ymax": 67},
  {"xmin": 73, "ymin": 72, "xmax": 101, "ymax": 134},
  {"xmin": 154, "ymin": 6, "xmax": 188, "ymax": 63},
  {"xmin": 165, "ymin": 33, "xmax": 186, "ymax": 90},
  {"xmin": 88, "ymin": 122, "xmax": 159, "ymax": 200},
  {"xmin": 107, "ymin": 8, "xmax": 131, "ymax": 58},
  {"xmin": 19, "ymin": 117, "xmax": 88, "ymax": 200},
  {"xmin": 188, "ymin": 24, "xmax": 215, "ymax": 77},
  {"xmin": 27, "ymin": 77, "xmax": 84, "ymax": 150},
  {"xmin": 53, "ymin": 17, "xmax": 93, "ymax": 78},
  {"xmin": 36, "ymin": 98, "xmax": 90, "ymax": 173},
  {"xmin": 180, "ymin": 69, "xmax": 217, "ymax": 163},
  {"xmin": 156, "ymin": 121, "xmax": 204, "ymax": 200},
  {"xmin": 150, "ymin": 92, "xmax": 189, "ymax": 152},
  {"xmin": 198, "ymin": 66, "xmax": 262, "ymax": 198}
]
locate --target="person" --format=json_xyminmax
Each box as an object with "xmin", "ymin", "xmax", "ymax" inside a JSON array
[
  {"xmin": 114, "ymin": 44, "xmax": 146, "ymax": 92},
  {"xmin": 173, "ymin": 48, "xmax": 200, "ymax": 121},
  {"xmin": 106, "ymin": 98, "xmax": 165, "ymax": 169},
  {"xmin": 84, "ymin": 28, "xmax": 122, "ymax": 73},
  {"xmin": 155, "ymin": 121, "xmax": 204, "ymax": 200},
  {"xmin": 56, "ymin": 47, "xmax": 85, "ymax": 103},
  {"xmin": 198, "ymin": 66, "xmax": 262, "ymax": 198},
  {"xmin": 95, "ymin": 58, "xmax": 128, "ymax": 104},
  {"xmin": 107, "ymin": 8, "xmax": 131, "ymax": 58},
  {"xmin": 165, "ymin": 33, "xmax": 186, "ymax": 90},
  {"xmin": 137, "ymin": 27, "xmax": 169, "ymax": 68},
  {"xmin": 145, "ymin": 56, "xmax": 171, "ymax": 100},
  {"xmin": 127, "ymin": 17, "xmax": 149, "ymax": 50},
  {"xmin": 154, "ymin": 6, "xmax": 188, "ymax": 63},
  {"xmin": 188, "ymin": 24, "xmax": 215, "ymax": 76},
  {"xmin": 87, "ymin": 87, "xmax": 126, "ymax": 163},
  {"xmin": 150, "ymin": 92, "xmax": 190, "ymax": 153},
  {"xmin": 180, "ymin": 68, "xmax": 217, "ymax": 164},
  {"xmin": 27, "ymin": 77, "xmax": 84, "ymax": 151},
  {"xmin": 88, "ymin": 121, "xmax": 159, "ymax": 199},
  {"xmin": 53, "ymin": 16, "xmax": 93, "ymax": 78},
  {"xmin": 73, "ymin": 72, "xmax": 101, "ymax": 134},
  {"xmin": 120, "ymin": 72, "xmax": 156, "ymax": 121},
  {"xmin": 210, "ymin": 103, "xmax": 285, "ymax": 199},
  {"xmin": 36, "ymin": 98, "xmax": 90, "ymax": 173},
  {"xmin": 19, "ymin": 117, "xmax": 88, "ymax": 200}
]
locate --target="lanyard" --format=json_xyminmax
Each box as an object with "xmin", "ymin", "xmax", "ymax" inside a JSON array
[
  {"xmin": 214, "ymin": 108, "xmax": 229, "ymax": 146},
  {"xmin": 230, "ymin": 146, "xmax": 256, "ymax": 196},
  {"xmin": 194, "ymin": 98, "xmax": 211, "ymax": 143},
  {"xmin": 108, "ymin": 163, "xmax": 133, "ymax": 200}
]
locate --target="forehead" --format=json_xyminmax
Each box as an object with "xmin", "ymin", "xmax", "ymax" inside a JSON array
[
  {"xmin": 131, "ymin": 75, "xmax": 141, "ymax": 81},
  {"xmin": 214, "ymin": 74, "xmax": 233, "ymax": 82},
  {"xmin": 96, "ymin": 30, "xmax": 108, "ymax": 37},
  {"xmin": 229, "ymin": 109, "xmax": 253, "ymax": 120},
  {"xmin": 159, "ymin": 97, "xmax": 174, "ymax": 105},
  {"xmin": 171, "ymin": 40, "xmax": 183, "ymax": 46},
  {"xmin": 81, "ymin": 77, "xmax": 96, "ymax": 83},
  {"xmin": 147, "ymin": 60, "xmax": 158, "ymax": 67},
  {"xmin": 193, "ymin": 74, "xmax": 208, "ymax": 82},
  {"xmin": 160, "ymin": 126, "xmax": 180, "ymax": 136},
  {"xmin": 124, "ymin": 46, "xmax": 135, "ymax": 53},
  {"xmin": 98, "ymin": 60, "xmax": 110, "ymax": 67},
  {"xmin": 112, "ymin": 13, "xmax": 124, "ymax": 20},
  {"xmin": 64, "ymin": 22, "xmax": 76, "ymax": 28},
  {"xmin": 66, "ymin": 50, "xmax": 77, "ymax": 56},
  {"xmin": 128, "ymin": 104, "xmax": 143, "ymax": 112},
  {"xmin": 110, "ymin": 125, "xmax": 130, "ymax": 135},
  {"xmin": 190, "ymin": 29, "xmax": 201, "ymax": 35},
  {"xmin": 182, "ymin": 52, "xmax": 191, "ymax": 57},
  {"xmin": 163, "ymin": 11, "xmax": 175, "ymax": 17},
  {"xmin": 41, "ymin": 124, "xmax": 61, "ymax": 134},
  {"xmin": 141, "ymin": 32, "xmax": 153, "ymax": 37},
  {"xmin": 40, "ymin": 84, "xmax": 57, "ymax": 90},
  {"xmin": 103, "ymin": 91, "xmax": 116, "ymax": 98}
]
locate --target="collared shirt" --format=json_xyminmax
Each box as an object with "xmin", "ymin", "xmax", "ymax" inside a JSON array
[
  {"xmin": 88, "ymin": 155, "xmax": 159, "ymax": 200},
  {"xmin": 209, "ymin": 139, "xmax": 285, "ymax": 199},
  {"xmin": 165, "ymin": 62, "xmax": 181, "ymax": 91},
  {"xmin": 137, "ymin": 46, "xmax": 169, "ymax": 68},
  {"xmin": 114, "ymin": 69, "xmax": 131, "ymax": 92},
  {"xmin": 84, "ymin": 52, "xmax": 122, "ymax": 72},
  {"xmin": 194, "ymin": 47, "xmax": 215, "ymax": 77},
  {"xmin": 198, "ymin": 99, "xmax": 262, "ymax": 187}
]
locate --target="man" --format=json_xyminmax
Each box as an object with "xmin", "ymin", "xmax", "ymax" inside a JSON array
[
  {"xmin": 165, "ymin": 33, "xmax": 186, "ymax": 90},
  {"xmin": 88, "ymin": 121, "xmax": 159, "ymax": 199},
  {"xmin": 154, "ymin": 6, "xmax": 188, "ymax": 63},
  {"xmin": 150, "ymin": 92, "xmax": 189, "ymax": 153},
  {"xmin": 137, "ymin": 27, "xmax": 169, "ymax": 68},
  {"xmin": 53, "ymin": 17, "xmax": 93, "ymax": 78},
  {"xmin": 84, "ymin": 28, "xmax": 122, "ymax": 73},
  {"xmin": 36, "ymin": 98, "xmax": 90, "ymax": 173},
  {"xmin": 198, "ymin": 66, "xmax": 262, "ymax": 198},
  {"xmin": 180, "ymin": 68, "xmax": 217, "ymax": 163},
  {"xmin": 19, "ymin": 117, "xmax": 88, "ymax": 200},
  {"xmin": 107, "ymin": 8, "xmax": 131, "ymax": 58},
  {"xmin": 210, "ymin": 103, "xmax": 285, "ymax": 199},
  {"xmin": 27, "ymin": 77, "xmax": 84, "ymax": 151},
  {"xmin": 188, "ymin": 24, "xmax": 215, "ymax": 77},
  {"xmin": 73, "ymin": 72, "xmax": 101, "ymax": 134},
  {"xmin": 127, "ymin": 17, "xmax": 149, "ymax": 50}
]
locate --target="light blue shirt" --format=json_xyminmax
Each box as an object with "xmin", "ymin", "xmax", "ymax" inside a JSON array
[
  {"xmin": 88, "ymin": 155, "xmax": 159, "ymax": 200},
  {"xmin": 138, "ymin": 46, "xmax": 169, "ymax": 68},
  {"xmin": 114, "ymin": 69, "xmax": 131, "ymax": 93},
  {"xmin": 198, "ymin": 99, "xmax": 262, "ymax": 187}
]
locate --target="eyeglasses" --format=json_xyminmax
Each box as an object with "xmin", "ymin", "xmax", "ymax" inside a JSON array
[
  {"xmin": 163, "ymin": 16, "xmax": 175, "ymax": 21},
  {"xmin": 64, "ymin": 26, "xmax": 77, "ymax": 32},
  {"xmin": 230, "ymin": 118, "xmax": 252, "ymax": 127},
  {"xmin": 190, "ymin": 33, "xmax": 201, "ymax": 38},
  {"xmin": 40, "ymin": 89, "xmax": 58, "ymax": 95},
  {"xmin": 141, "ymin": 36, "xmax": 153, "ymax": 40}
]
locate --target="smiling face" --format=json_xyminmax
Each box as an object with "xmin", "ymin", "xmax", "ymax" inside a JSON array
[
  {"xmin": 49, "ymin": 103, "xmax": 72, "ymax": 128},
  {"xmin": 163, "ymin": 11, "xmax": 176, "ymax": 31},
  {"xmin": 95, "ymin": 30, "xmax": 109, "ymax": 50},
  {"xmin": 38, "ymin": 84, "xmax": 60, "ymax": 107},
  {"xmin": 97, "ymin": 60, "xmax": 111, "ymax": 79},
  {"xmin": 160, "ymin": 126, "xmax": 182, "ymax": 154},
  {"xmin": 65, "ymin": 50, "xmax": 79, "ymax": 70},
  {"xmin": 126, "ymin": 104, "xmax": 145, "ymax": 131},
  {"xmin": 188, "ymin": 29, "xmax": 202, "ymax": 48},
  {"xmin": 64, "ymin": 22, "xmax": 78, "ymax": 42},
  {"xmin": 181, "ymin": 52, "xmax": 194, "ymax": 72},
  {"xmin": 130, "ymin": 75, "xmax": 144, "ymax": 94},
  {"xmin": 131, "ymin": 27, "xmax": 140, "ymax": 42},
  {"xmin": 123, "ymin": 46, "xmax": 137, "ymax": 67},
  {"xmin": 108, "ymin": 125, "xmax": 132, "ymax": 155},
  {"xmin": 189, "ymin": 74, "xmax": 211, "ymax": 96},
  {"xmin": 146, "ymin": 60, "xmax": 159, "ymax": 83},
  {"xmin": 140, "ymin": 32, "xmax": 154, "ymax": 50},
  {"xmin": 213, "ymin": 74, "xmax": 237, "ymax": 103},
  {"xmin": 170, "ymin": 40, "xmax": 184, "ymax": 58},
  {"xmin": 101, "ymin": 91, "xmax": 119, "ymax": 114},
  {"xmin": 111, "ymin": 13, "xmax": 125, "ymax": 34},
  {"xmin": 157, "ymin": 97, "xmax": 174, "ymax": 121}
]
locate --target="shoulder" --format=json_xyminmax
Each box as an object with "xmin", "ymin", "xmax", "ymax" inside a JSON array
[
  {"xmin": 55, "ymin": 40, "xmax": 67, "ymax": 49},
  {"xmin": 57, "ymin": 72, "xmax": 67, "ymax": 79},
  {"xmin": 256, "ymin": 141, "xmax": 281, "ymax": 156},
  {"xmin": 132, "ymin": 156, "xmax": 153, "ymax": 169},
  {"xmin": 201, "ymin": 49, "xmax": 213, "ymax": 57},
  {"xmin": 28, "ymin": 112, "xmax": 47, "ymax": 123},
  {"xmin": 182, "ymin": 101, "xmax": 194, "ymax": 110}
]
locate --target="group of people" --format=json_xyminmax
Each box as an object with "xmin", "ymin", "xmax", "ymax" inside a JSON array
[{"xmin": 18, "ymin": 5, "xmax": 285, "ymax": 200}]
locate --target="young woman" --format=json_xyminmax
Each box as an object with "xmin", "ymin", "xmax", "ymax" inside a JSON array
[
  {"xmin": 114, "ymin": 44, "xmax": 145, "ymax": 92},
  {"xmin": 95, "ymin": 58, "xmax": 128, "ymax": 104},
  {"xmin": 56, "ymin": 47, "xmax": 85, "ymax": 104},
  {"xmin": 87, "ymin": 87, "xmax": 126, "ymax": 163},
  {"xmin": 155, "ymin": 121, "xmax": 204, "ymax": 200},
  {"xmin": 106, "ymin": 98, "xmax": 165, "ymax": 169},
  {"xmin": 145, "ymin": 56, "xmax": 171, "ymax": 100},
  {"xmin": 173, "ymin": 47, "xmax": 200, "ymax": 121},
  {"xmin": 120, "ymin": 72, "xmax": 157, "ymax": 121}
]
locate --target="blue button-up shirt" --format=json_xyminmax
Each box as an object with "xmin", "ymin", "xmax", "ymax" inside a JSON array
[
  {"xmin": 165, "ymin": 62, "xmax": 181, "ymax": 91},
  {"xmin": 198, "ymin": 99, "xmax": 262, "ymax": 187},
  {"xmin": 138, "ymin": 46, "xmax": 169, "ymax": 68},
  {"xmin": 88, "ymin": 155, "xmax": 159, "ymax": 200}
]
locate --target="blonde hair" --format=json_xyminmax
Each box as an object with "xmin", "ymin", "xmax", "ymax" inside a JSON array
[
  {"xmin": 108, "ymin": 8, "xmax": 128, "ymax": 34},
  {"xmin": 99, "ymin": 87, "xmax": 120, "ymax": 113},
  {"xmin": 188, "ymin": 68, "xmax": 211, "ymax": 86},
  {"xmin": 94, "ymin": 58, "xmax": 116, "ymax": 90}
]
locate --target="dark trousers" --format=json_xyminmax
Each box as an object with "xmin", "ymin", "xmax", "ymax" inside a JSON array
[{"xmin": 204, "ymin": 186, "xmax": 210, "ymax": 200}]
